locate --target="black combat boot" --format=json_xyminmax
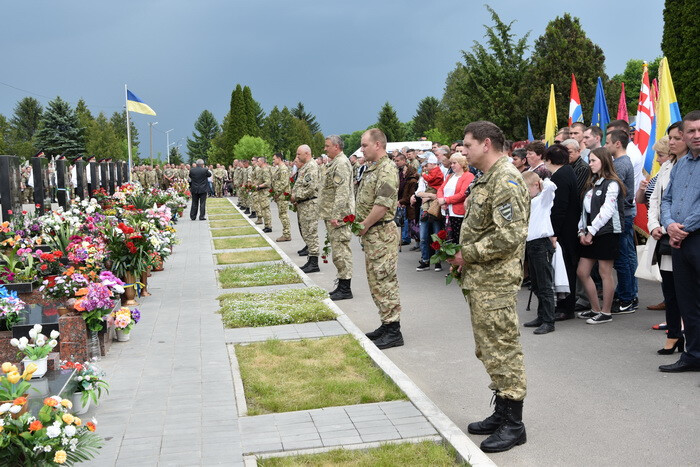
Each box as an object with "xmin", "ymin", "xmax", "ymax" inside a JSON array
[
  {"xmin": 365, "ymin": 323, "xmax": 389, "ymax": 341},
  {"xmin": 374, "ymin": 322, "xmax": 404, "ymax": 349},
  {"xmin": 243, "ymin": 208, "xmax": 250, "ymax": 214},
  {"xmin": 248, "ymin": 211, "xmax": 257, "ymax": 218},
  {"xmin": 467, "ymin": 393, "xmax": 506, "ymax": 435},
  {"xmin": 480, "ymin": 398, "xmax": 526, "ymax": 453},
  {"xmin": 300, "ymin": 256, "xmax": 319, "ymax": 273},
  {"xmin": 329, "ymin": 279, "xmax": 353, "ymax": 301},
  {"xmin": 297, "ymin": 245, "xmax": 308, "ymax": 256}
]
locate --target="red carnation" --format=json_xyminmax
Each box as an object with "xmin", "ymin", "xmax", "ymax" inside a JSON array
[
  {"xmin": 40, "ymin": 264, "xmax": 48, "ymax": 271},
  {"xmin": 437, "ymin": 230, "xmax": 448, "ymax": 240},
  {"xmin": 283, "ymin": 192, "xmax": 290, "ymax": 197},
  {"xmin": 35, "ymin": 204, "xmax": 41, "ymax": 208},
  {"xmin": 343, "ymin": 214, "xmax": 356, "ymax": 223},
  {"xmin": 21, "ymin": 211, "xmax": 27, "ymax": 215},
  {"xmin": 431, "ymin": 241, "xmax": 441, "ymax": 251},
  {"xmin": 269, "ymin": 189, "xmax": 274, "ymax": 193}
]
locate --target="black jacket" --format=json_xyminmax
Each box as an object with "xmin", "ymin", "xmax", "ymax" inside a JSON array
[
  {"xmin": 189, "ymin": 166, "xmax": 211, "ymax": 194},
  {"xmin": 550, "ymin": 165, "xmax": 581, "ymax": 240}
]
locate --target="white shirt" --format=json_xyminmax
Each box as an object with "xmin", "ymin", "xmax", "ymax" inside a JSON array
[
  {"xmin": 627, "ymin": 141, "xmax": 644, "ymax": 192},
  {"xmin": 442, "ymin": 174, "xmax": 461, "ymax": 218},
  {"xmin": 439, "ymin": 165, "xmax": 449, "ymax": 177},
  {"xmin": 579, "ymin": 178, "xmax": 620, "ymax": 235},
  {"xmin": 527, "ymin": 178, "xmax": 556, "ymax": 241}
]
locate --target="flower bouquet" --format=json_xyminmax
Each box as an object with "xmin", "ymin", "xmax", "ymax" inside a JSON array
[
  {"xmin": 0, "ymin": 361, "xmax": 38, "ymax": 416},
  {"xmin": 60, "ymin": 361, "xmax": 109, "ymax": 407},
  {"xmin": 73, "ymin": 283, "xmax": 117, "ymax": 332},
  {"xmin": 0, "ymin": 395, "xmax": 102, "ymax": 465},
  {"xmin": 0, "ymin": 246, "xmax": 37, "ymax": 287},
  {"xmin": 429, "ymin": 230, "xmax": 461, "ymax": 285},
  {"xmin": 0, "ymin": 286, "xmax": 27, "ymax": 331},
  {"xmin": 111, "ymin": 307, "xmax": 140, "ymax": 341},
  {"xmin": 40, "ymin": 269, "xmax": 91, "ymax": 300},
  {"xmin": 35, "ymin": 250, "xmax": 65, "ymax": 276},
  {"xmin": 10, "ymin": 325, "xmax": 59, "ymax": 379},
  {"xmin": 342, "ymin": 214, "xmax": 364, "ymax": 235}
]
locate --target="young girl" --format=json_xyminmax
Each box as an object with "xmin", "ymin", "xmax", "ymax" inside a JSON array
[{"xmin": 576, "ymin": 147, "xmax": 626, "ymax": 324}]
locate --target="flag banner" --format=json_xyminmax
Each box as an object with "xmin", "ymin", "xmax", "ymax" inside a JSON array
[
  {"xmin": 591, "ymin": 77, "xmax": 610, "ymax": 136},
  {"xmin": 544, "ymin": 84, "xmax": 557, "ymax": 146},
  {"xmin": 527, "ymin": 117, "xmax": 535, "ymax": 141},
  {"xmin": 568, "ymin": 74, "xmax": 584, "ymax": 126},
  {"xmin": 635, "ymin": 63, "xmax": 654, "ymax": 173},
  {"xmin": 126, "ymin": 90, "xmax": 157, "ymax": 116},
  {"xmin": 617, "ymin": 82, "xmax": 629, "ymax": 122},
  {"xmin": 654, "ymin": 57, "xmax": 681, "ymax": 152}
]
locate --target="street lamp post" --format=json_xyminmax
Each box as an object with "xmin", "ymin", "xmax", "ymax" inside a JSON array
[
  {"xmin": 164, "ymin": 129, "xmax": 174, "ymax": 164},
  {"xmin": 149, "ymin": 121, "xmax": 158, "ymax": 166}
]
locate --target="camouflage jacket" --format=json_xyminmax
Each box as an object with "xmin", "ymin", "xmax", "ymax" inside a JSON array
[
  {"xmin": 271, "ymin": 163, "xmax": 291, "ymax": 194},
  {"xmin": 292, "ymin": 160, "xmax": 319, "ymax": 201},
  {"xmin": 319, "ymin": 153, "xmax": 355, "ymax": 220},
  {"xmin": 459, "ymin": 156, "xmax": 529, "ymax": 294},
  {"xmin": 356, "ymin": 154, "xmax": 398, "ymax": 223}
]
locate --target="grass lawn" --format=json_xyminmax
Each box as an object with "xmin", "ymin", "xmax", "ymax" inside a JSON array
[
  {"xmin": 211, "ymin": 226, "xmax": 259, "ymax": 237},
  {"xmin": 258, "ymin": 441, "xmax": 466, "ymax": 466},
  {"xmin": 208, "ymin": 198, "xmax": 234, "ymax": 205},
  {"xmin": 209, "ymin": 213, "xmax": 244, "ymax": 219},
  {"xmin": 213, "ymin": 236, "xmax": 269, "ymax": 250},
  {"xmin": 217, "ymin": 263, "xmax": 302, "ymax": 288},
  {"xmin": 236, "ymin": 335, "xmax": 406, "ymax": 415},
  {"xmin": 210, "ymin": 219, "xmax": 250, "ymax": 228},
  {"xmin": 215, "ymin": 249, "xmax": 281, "ymax": 264},
  {"xmin": 207, "ymin": 208, "xmax": 240, "ymax": 215},
  {"xmin": 218, "ymin": 286, "xmax": 333, "ymax": 327}
]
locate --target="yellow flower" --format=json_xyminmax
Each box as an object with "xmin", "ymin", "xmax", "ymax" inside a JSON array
[
  {"xmin": 21, "ymin": 363, "xmax": 37, "ymax": 380},
  {"xmin": 60, "ymin": 399, "xmax": 72, "ymax": 409},
  {"xmin": 61, "ymin": 413, "xmax": 74, "ymax": 425},
  {"xmin": 1, "ymin": 362, "xmax": 12, "ymax": 373},
  {"xmin": 73, "ymin": 417, "xmax": 82, "ymax": 426},
  {"xmin": 54, "ymin": 450, "xmax": 67, "ymax": 464},
  {"xmin": 6, "ymin": 371, "xmax": 20, "ymax": 384}
]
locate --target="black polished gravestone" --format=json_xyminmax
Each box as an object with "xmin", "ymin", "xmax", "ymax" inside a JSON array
[
  {"xmin": 99, "ymin": 162, "xmax": 109, "ymax": 191},
  {"xmin": 12, "ymin": 303, "xmax": 60, "ymax": 340},
  {"xmin": 88, "ymin": 161, "xmax": 99, "ymax": 196},
  {"xmin": 0, "ymin": 155, "xmax": 23, "ymax": 222},
  {"xmin": 115, "ymin": 161, "xmax": 123, "ymax": 186},
  {"xmin": 74, "ymin": 161, "xmax": 88, "ymax": 200},
  {"xmin": 121, "ymin": 161, "xmax": 129, "ymax": 184},
  {"xmin": 55, "ymin": 159, "xmax": 69, "ymax": 210},
  {"xmin": 31, "ymin": 156, "xmax": 51, "ymax": 214},
  {"xmin": 108, "ymin": 162, "xmax": 117, "ymax": 194}
]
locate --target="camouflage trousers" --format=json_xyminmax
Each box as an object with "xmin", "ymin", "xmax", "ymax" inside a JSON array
[
  {"xmin": 362, "ymin": 222, "xmax": 401, "ymax": 323},
  {"xmin": 258, "ymin": 192, "xmax": 272, "ymax": 228},
  {"xmin": 275, "ymin": 196, "xmax": 291, "ymax": 237},
  {"xmin": 214, "ymin": 178, "xmax": 224, "ymax": 197},
  {"xmin": 240, "ymin": 189, "xmax": 249, "ymax": 208},
  {"xmin": 296, "ymin": 199, "xmax": 319, "ymax": 256},
  {"xmin": 465, "ymin": 290, "xmax": 527, "ymax": 401},
  {"xmin": 325, "ymin": 220, "xmax": 353, "ymax": 280}
]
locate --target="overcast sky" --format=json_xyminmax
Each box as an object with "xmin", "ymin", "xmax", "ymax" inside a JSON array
[{"xmin": 2, "ymin": 0, "xmax": 663, "ymax": 157}]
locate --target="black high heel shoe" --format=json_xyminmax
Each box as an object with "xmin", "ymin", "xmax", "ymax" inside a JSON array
[{"xmin": 658, "ymin": 337, "xmax": 684, "ymax": 355}]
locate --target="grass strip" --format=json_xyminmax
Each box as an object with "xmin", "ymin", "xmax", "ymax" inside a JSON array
[
  {"xmin": 216, "ymin": 249, "xmax": 280, "ymax": 264},
  {"xmin": 211, "ymin": 227, "xmax": 259, "ymax": 237},
  {"xmin": 207, "ymin": 209, "xmax": 240, "ymax": 215},
  {"xmin": 210, "ymin": 219, "xmax": 250, "ymax": 228},
  {"xmin": 258, "ymin": 441, "xmax": 466, "ymax": 466},
  {"xmin": 214, "ymin": 236, "xmax": 269, "ymax": 250},
  {"xmin": 209, "ymin": 213, "xmax": 244, "ymax": 219},
  {"xmin": 218, "ymin": 286, "xmax": 332, "ymax": 327},
  {"xmin": 218, "ymin": 263, "xmax": 302, "ymax": 288},
  {"xmin": 236, "ymin": 335, "xmax": 406, "ymax": 415}
]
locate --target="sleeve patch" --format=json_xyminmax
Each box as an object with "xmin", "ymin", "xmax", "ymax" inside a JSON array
[
  {"xmin": 377, "ymin": 181, "xmax": 394, "ymax": 198},
  {"xmin": 498, "ymin": 202, "xmax": 513, "ymax": 221}
]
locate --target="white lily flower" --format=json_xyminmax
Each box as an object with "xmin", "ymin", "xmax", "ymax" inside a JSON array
[
  {"xmin": 19, "ymin": 337, "xmax": 28, "ymax": 346},
  {"xmin": 28, "ymin": 329, "xmax": 37, "ymax": 339},
  {"xmin": 17, "ymin": 343, "xmax": 26, "ymax": 350},
  {"xmin": 0, "ymin": 403, "xmax": 12, "ymax": 414},
  {"xmin": 9, "ymin": 338, "xmax": 19, "ymax": 348},
  {"xmin": 50, "ymin": 330, "xmax": 60, "ymax": 339},
  {"xmin": 36, "ymin": 337, "xmax": 46, "ymax": 347},
  {"xmin": 48, "ymin": 339, "xmax": 58, "ymax": 348},
  {"xmin": 9, "ymin": 405, "xmax": 22, "ymax": 414}
]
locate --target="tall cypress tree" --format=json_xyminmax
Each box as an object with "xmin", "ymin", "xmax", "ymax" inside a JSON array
[
  {"xmin": 662, "ymin": 0, "xmax": 699, "ymax": 113},
  {"xmin": 242, "ymin": 86, "xmax": 260, "ymax": 137},
  {"xmin": 224, "ymin": 85, "xmax": 246, "ymax": 151},
  {"xmin": 376, "ymin": 102, "xmax": 404, "ymax": 142},
  {"xmin": 34, "ymin": 96, "xmax": 85, "ymax": 157}
]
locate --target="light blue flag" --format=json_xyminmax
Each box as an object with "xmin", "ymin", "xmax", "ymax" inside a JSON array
[
  {"xmin": 527, "ymin": 117, "xmax": 534, "ymax": 141},
  {"xmin": 590, "ymin": 77, "xmax": 610, "ymax": 136}
]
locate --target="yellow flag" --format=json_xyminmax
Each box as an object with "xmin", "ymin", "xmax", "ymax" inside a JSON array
[{"xmin": 544, "ymin": 84, "xmax": 557, "ymax": 146}]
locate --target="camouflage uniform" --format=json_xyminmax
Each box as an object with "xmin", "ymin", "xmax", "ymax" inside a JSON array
[
  {"xmin": 258, "ymin": 165, "xmax": 273, "ymax": 228},
  {"xmin": 408, "ymin": 158, "xmax": 420, "ymax": 171},
  {"xmin": 292, "ymin": 160, "xmax": 320, "ymax": 256},
  {"xmin": 459, "ymin": 156, "xmax": 529, "ymax": 401},
  {"xmin": 356, "ymin": 155, "xmax": 401, "ymax": 323},
  {"xmin": 320, "ymin": 152, "xmax": 355, "ymax": 280},
  {"xmin": 213, "ymin": 167, "xmax": 226, "ymax": 197},
  {"xmin": 271, "ymin": 163, "xmax": 292, "ymax": 238},
  {"xmin": 250, "ymin": 165, "xmax": 263, "ymax": 223},
  {"xmin": 145, "ymin": 168, "xmax": 157, "ymax": 190},
  {"xmin": 163, "ymin": 166, "xmax": 176, "ymax": 187}
]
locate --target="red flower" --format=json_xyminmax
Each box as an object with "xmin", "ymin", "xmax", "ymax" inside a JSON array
[
  {"xmin": 35, "ymin": 204, "xmax": 41, "ymax": 208},
  {"xmin": 343, "ymin": 214, "xmax": 356, "ymax": 223},
  {"xmin": 129, "ymin": 247, "xmax": 137, "ymax": 254},
  {"xmin": 6, "ymin": 209, "xmax": 12, "ymax": 215},
  {"xmin": 283, "ymin": 192, "xmax": 290, "ymax": 197},
  {"xmin": 431, "ymin": 241, "xmax": 441, "ymax": 251},
  {"xmin": 40, "ymin": 264, "xmax": 48, "ymax": 271},
  {"xmin": 437, "ymin": 230, "xmax": 448, "ymax": 240},
  {"xmin": 125, "ymin": 241, "xmax": 135, "ymax": 249},
  {"xmin": 29, "ymin": 420, "xmax": 43, "ymax": 432},
  {"xmin": 52, "ymin": 251, "xmax": 63, "ymax": 258},
  {"xmin": 269, "ymin": 189, "xmax": 274, "ymax": 193},
  {"xmin": 21, "ymin": 211, "xmax": 27, "ymax": 215}
]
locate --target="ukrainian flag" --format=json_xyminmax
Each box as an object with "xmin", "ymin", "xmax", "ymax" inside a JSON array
[{"xmin": 126, "ymin": 90, "xmax": 156, "ymax": 116}]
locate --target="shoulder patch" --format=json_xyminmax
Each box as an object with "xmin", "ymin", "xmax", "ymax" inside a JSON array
[
  {"xmin": 304, "ymin": 174, "xmax": 312, "ymax": 183},
  {"xmin": 498, "ymin": 202, "xmax": 513, "ymax": 221},
  {"xmin": 508, "ymin": 180, "xmax": 519, "ymax": 186}
]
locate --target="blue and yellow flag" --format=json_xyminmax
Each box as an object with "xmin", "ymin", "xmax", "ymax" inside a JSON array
[
  {"xmin": 126, "ymin": 90, "xmax": 156, "ymax": 116},
  {"xmin": 652, "ymin": 57, "xmax": 682, "ymax": 175}
]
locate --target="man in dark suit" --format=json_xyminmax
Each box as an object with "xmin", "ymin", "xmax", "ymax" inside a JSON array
[{"xmin": 189, "ymin": 159, "xmax": 211, "ymax": 220}]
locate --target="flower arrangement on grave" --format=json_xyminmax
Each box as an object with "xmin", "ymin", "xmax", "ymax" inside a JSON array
[
  {"xmin": 111, "ymin": 307, "xmax": 140, "ymax": 335},
  {"xmin": 72, "ymin": 282, "xmax": 118, "ymax": 332},
  {"xmin": 0, "ymin": 245, "xmax": 37, "ymax": 284},
  {"xmin": 0, "ymin": 395, "xmax": 103, "ymax": 465},
  {"xmin": 34, "ymin": 250, "xmax": 66, "ymax": 276},
  {"xmin": 0, "ymin": 210, "xmax": 42, "ymax": 245},
  {"xmin": 103, "ymin": 220, "xmax": 153, "ymax": 278},
  {"xmin": 429, "ymin": 230, "xmax": 462, "ymax": 285},
  {"xmin": 145, "ymin": 204, "xmax": 172, "ymax": 229},
  {"xmin": 60, "ymin": 361, "xmax": 109, "ymax": 405},
  {"xmin": 40, "ymin": 268, "xmax": 91, "ymax": 300},
  {"xmin": 64, "ymin": 235, "xmax": 107, "ymax": 271},
  {"xmin": 10, "ymin": 325, "xmax": 59, "ymax": 361},
  {"xmin": 0, "ymin": 286, "xmax": 27, "ymax": 330},
  {"xmin": 171, "ymin": 180, "xmax": 191, "ymax": 199},
  {"xmin": 0, "ymin": 361, "xmax": 37, "ymax": 402},
  {"xmin": 342, "ymin": 214, "xmax": 364, "ymax": 235},
  {"xmin": 90, "ymin": 186, "xmax": 111, "ymax": 207}
]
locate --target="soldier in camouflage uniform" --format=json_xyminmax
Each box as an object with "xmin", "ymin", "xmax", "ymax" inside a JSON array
[
  {"xmin": 356, "ymin": 129, "xmax": 403, "ymax": 350},
  {"xmin": 163, "ymin": 164, "xmax": 176, "ymax": 188},
  {"xmin": 249, "ymin": 158, "xmax": 264, "ymax": 224},
  {"xmin": 146, "ymin": 165, "xmax": 157, "ymax": 191},
  {"xmin": 320, "ymin": 135, "xmax": 355, "ymax": 300},
  {"xmin": 292, "ymin": 145, "xmax": 321, "ymax": 273},
  {"xmin": 271, "ymin": 153, "xmax": 292, "ymax": 242},
  {"xmin": 213, "ymin": 164, "xmax": 226, "ymax": 197},
  {"xmin": 254, "ymin": 157, "xmax": 273, "ymax": 232},
  {"xmin": 447, "ymin": 121, "xmax": 529, "ymax": 454}
]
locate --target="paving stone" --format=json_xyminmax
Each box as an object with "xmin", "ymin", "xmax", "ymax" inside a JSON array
[
  {"xmin": 316, "ymin": 423, "xmax": 357, "ymax": 433},
  {"xmin": 321, "ymin": 435, "xmax": 364, "ymax": 447},
  {"xmin": 359, "ymin": 431, "xmax": 402, "ymax": 443},
  {"xmin": 319, "ymin": 429, "xmax": 359, "ymax": 439},
  {"xmin": 357, "ymin": 425, "xmax": 401, "ymax": 436},
  {"xmin": 282, "ymin": 439, "xmax": 325, "ymax": 450}
]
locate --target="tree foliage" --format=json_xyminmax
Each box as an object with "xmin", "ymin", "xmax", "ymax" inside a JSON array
[
  {"xmin": 608, "ymin": 57, "xmax": 662, "ymax": 118},
  {"xmin": 85, "ymin": 112, "xmax": 122, "ymax": 159},
  {"xmin": 233, "ymin": 135, "xmax": 271, "ymax": 161},
  {"xmin": 413, "ymin": 97, "xmax": 440, "ymax": 137},
  {"xmin": 34, "ymin": 96, "xmax": 85, "ymax": 157},
  {"xmin": 110, "ymin": 111, "xmax": 140, "ymax": 156},
  {"xmin": 523, "ymin": 13, "xmax": 606, "ymax": 135},
  {"xmin": 376, "ymin": 102, "xmax": 404, "ymax": 142},
  {"xmin": 439, "ymin": 6, "xmax": 532, "ymax": 140},
  {"xmin": 662, "ymin": 0, "xmax": 700, "ymax": 113},
  {"xmin": 311, "ymin": 132, "xmax": 325, "ymax": 157},
  {"xmin": 224, "ymin": 84, "xmax": 246, "ymax": 153},
  {"xmin": 291, "ymin": 102, "xmax": 321, "ymax": 134},
  {"xmin": 242, "ymin": 86, "xmax": 261, "ymax": 137},
  {"xmin": 169, "ymin": 146, "xmax": 184, "ymax": 165},
  {"xmin": 9, "ymin": 97, "xmax": 43, "ymax": 143},
  {"xmin": 424, "ymin": 128, "xmax": 451, "ymax": 146},
  {"xmin": 186, "ymin": 110, "xmax": 220, "ymax": 164},
  {"xmin": 340, "ymin": 130, "xmax": 364, "ymax": 156}
]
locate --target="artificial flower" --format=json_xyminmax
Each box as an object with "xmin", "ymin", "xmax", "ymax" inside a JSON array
[
  {"xmin": 7, "ymin": 371, "xmax": 20, "ymax": 384},
  {"xmin": 63, "ymin": 425, "xmax": 77, "ymax": 437},
  {"xmin": 54, "ymin": 450, "xmax": 67, "ymax": 464},
  {"xmin": 62, "ymin": 413, "xmax": 75, "ymax": 425},
  {"xmin": 46, "ymin": 425, "xmax": 61, "ymax": 438},
  {"xmin": 29, "ymin": 420, "xmax": 43, "ymax": 432},
  {"xmin": 43, "ymin": 397, "xmax": 59, "ymax": 407}
]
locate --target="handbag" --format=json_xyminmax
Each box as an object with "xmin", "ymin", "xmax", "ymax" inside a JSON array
[
  {"xmin": 635, "ymin": 238, "xmax": 662, "ymax": 282},
  {"xmin": 425, "ymin": 199, "xmax": 443, "ymax": 221}
]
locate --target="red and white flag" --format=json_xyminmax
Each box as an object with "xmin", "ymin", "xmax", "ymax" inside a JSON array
[
  {"xmin": 634, "ymin": 64, "xmax": 653, "ymax": 155},
  {"xmin": 617, "ymin": 82, "xmax": 629, "ymax": 122}
]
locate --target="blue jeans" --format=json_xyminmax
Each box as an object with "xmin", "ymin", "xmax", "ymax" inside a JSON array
[
  {"xmin": 398, "ymin": 206, "xmax": 410, "ymax": 243},
  {"xmin": 614, "ymin": 215, "xmax": 638, "ymax": 301},
  {"xmin": 419, "ymin": 213, "xmax": 443, "ymax": 262}
]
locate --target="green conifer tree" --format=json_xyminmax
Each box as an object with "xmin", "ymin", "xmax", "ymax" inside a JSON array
[
  {"xmin": 376, "ymin": 102, "xmax": 404, "ymax": 142},
  {"xmin": 34, "ymin": 96, "xmax": 85, "ymax": 157}
]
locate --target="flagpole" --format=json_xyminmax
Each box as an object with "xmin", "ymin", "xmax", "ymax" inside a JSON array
[{"xmin": 125, "ymin": 84, "xmax": 133, "ymax": 182}]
